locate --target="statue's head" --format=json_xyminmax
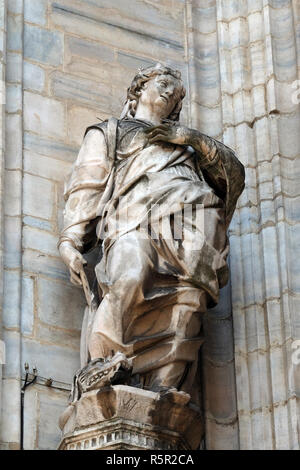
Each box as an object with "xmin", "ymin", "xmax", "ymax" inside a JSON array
[{"xmin": 121, "ymin": 63, "xmax": 186, "ymax": 122}]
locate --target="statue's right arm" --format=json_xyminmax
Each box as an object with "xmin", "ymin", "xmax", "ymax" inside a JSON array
[{"xmin": 58, "ymin": 128, "xmax": 108, "ymax": 285}]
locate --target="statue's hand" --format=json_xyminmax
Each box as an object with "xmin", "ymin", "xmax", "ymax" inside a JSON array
[
  {"xmin": 59, "ymin": 241, "xmax": 87, "ymax": 286},
  {"xmin": 145, "ymin": 123, "xmax": 192, "ymax": 146}
]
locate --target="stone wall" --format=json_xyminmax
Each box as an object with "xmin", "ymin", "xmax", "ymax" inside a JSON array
[
  {"xmin": 0, "ymin": 0, "xmax": 191, "ymax": 450},
  {"xmin": 0, "ymin": 0, "xmax": 299, "ymax": 450}
]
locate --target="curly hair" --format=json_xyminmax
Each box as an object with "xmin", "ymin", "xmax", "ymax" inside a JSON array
[{"xmin": 120, "ymin": 63, "xmax": 186, "ymax": 122}]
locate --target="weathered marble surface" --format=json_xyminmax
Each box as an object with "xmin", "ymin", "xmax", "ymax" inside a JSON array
[
  {"xmin": 58, "ymin": 64, "xmax": 244, "ymax": 409},
  {"xmin": 59, "ymin": 385, "xmax": 203, "ymax": 450},
  {"xmin": 0, "ymin": 0, "xmax": 299, "ymax": 451}
]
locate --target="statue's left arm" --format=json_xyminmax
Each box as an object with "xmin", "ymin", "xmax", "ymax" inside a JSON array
[
  {"xmin": 146, "ymin": 124, "xmax": 245, "ymax": 227},
  {"xmin": 188, "ymin": 131, "xmax": 245, "ymax": 227}
]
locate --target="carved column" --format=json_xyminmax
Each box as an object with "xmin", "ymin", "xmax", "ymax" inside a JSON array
[
  {"xmin": 216, "ymin": 0, "xmax": 300, "ymax": 449},
  {"xmin": 186, "ymin": 0, "xmax": 300, "ymax": 450}
]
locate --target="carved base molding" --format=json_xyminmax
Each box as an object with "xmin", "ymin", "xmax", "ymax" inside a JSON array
[
  {"xmin": 58, "ymin": 385, "xmax": 203, "ymax": 450},
  {"xmin": 59, "ymin": 418, "xmax": 187, "ymax": 450}
]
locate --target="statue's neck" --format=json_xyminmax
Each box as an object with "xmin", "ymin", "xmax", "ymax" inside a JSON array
[{"xmin": 134, "ymin": 104, "xmax": 163, "ymax": 126}]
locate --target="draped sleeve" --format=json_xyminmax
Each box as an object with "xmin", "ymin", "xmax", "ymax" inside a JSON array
[
  {"xmin": 194, "ymin": 137, "xmax": 245, "ymax": 228},
  {"xmin": 58, "ymin": 123, "xmax": 111, "ymax": 252}
]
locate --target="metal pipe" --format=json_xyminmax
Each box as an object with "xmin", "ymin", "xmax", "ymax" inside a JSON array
[{"xmin": 20, "ymin": 363, "xmax": 37, "ymax": 451}]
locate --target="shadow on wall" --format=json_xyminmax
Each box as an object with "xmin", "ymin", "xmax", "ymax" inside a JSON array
[{"xmin": 201, "ymin": 281, "xmax": 239, "ymax": 450}]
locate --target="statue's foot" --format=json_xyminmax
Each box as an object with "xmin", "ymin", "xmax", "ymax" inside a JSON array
[
  {"xmin": 74, "ymin": 352, "xmax": 132, "ymax": 398},
  {"xmin": 145, "ymin": 384, "xmax": 191, "ymax": 405},
  {"xmin": 158, "ymin": 387, "xmax": 191, "ymax": 405}
]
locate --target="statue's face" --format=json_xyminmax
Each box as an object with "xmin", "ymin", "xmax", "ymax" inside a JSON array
[{"xmin": 138, "ymin": 74, "xmax": 182, "ymax": 119}]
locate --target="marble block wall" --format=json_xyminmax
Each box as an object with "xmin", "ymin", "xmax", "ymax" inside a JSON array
[
  {"xmin": 0, "ymin": 0, "xmax": 299, "ymax": 450},
  {"xmin": 0, "ymin": 0, "xmax": 192, "ymax": 450}
]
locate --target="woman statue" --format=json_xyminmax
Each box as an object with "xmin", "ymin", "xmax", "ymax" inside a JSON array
[{"xmin": 58, "ymin": 64, "xmax": 245, "ymax": 403}]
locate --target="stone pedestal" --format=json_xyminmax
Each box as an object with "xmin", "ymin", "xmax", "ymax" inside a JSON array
[{"xmin": 58, "ymin": 385, "xmax": 203, "ymax": 450}]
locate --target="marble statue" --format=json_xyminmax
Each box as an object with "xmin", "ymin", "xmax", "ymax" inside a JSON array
[{"xmin": 58, "ymin": 64, "xmax": 245, "ymax": 405}]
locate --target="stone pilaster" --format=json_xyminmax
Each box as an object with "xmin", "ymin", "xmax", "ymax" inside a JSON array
[
  {"xmin": 186, "ymin": 0, "xmax": 300, "ymax": 450},
  {"xmin": 0, "ymin": 0, "xmax": 6, "ymax": 442},
  {"xmin": 0, "ymin": 0, "xmax": 23, "ymax": 450},
  {"xmin": 216, "ymin": 0, "xmax": 300, "ymax": 449},
  {"xmin": 185, "ymin": 0, "xmax": 239, "ymax": 450}
]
